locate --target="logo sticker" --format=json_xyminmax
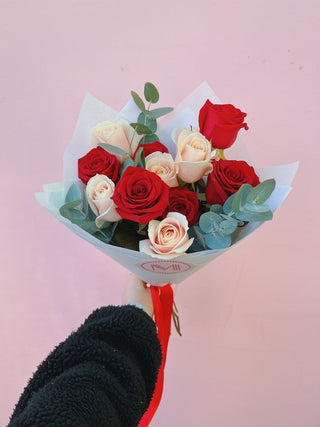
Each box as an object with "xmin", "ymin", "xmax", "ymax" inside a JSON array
[{"xmin": 138, "ymin": 260, "xmax": 192, "ymax": 274}]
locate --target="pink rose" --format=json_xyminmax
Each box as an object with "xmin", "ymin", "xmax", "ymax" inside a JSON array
[
  {"xmin": 174, "ymin": 129, "xmax": 213, "ymax": 183},
  {"xmin": 86, "ymin": 174, "xmax": 121, "ymax": 227},
  {"xmin": 139, "ymin": 212, "xmax": 194, "ymax": 259},
  {"xmin": 90, "ymin": 118, "xmax": 139, "ymax": 163},
  {"xmin": 145, "ymin": 151, "xmax": 179, "ymax": 187}
]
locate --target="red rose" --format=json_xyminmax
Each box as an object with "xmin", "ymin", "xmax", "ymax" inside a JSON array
[
  {"xmin": 133, "ymin": 141, "xmax": 169, "ymax": 159},
  {"xmin": 165, "ymin": 187, "xmax": 199, "ymax": 226},
  {"xmin": 112, "ymin": 167, "xmax": 169, "ymax": 224},
  {"xmin": 78, "ymin": 146, "xmax": 120, "ymax": 185},
  {"xmin": 199, "ymin": 100, "xmax": 248, "ymax": 149},
  {"xmin": 206, "ymin": 159, "xmax": 260, "ymax": 205}
]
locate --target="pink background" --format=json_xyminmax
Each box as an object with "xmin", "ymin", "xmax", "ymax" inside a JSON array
[{"xmin": 1, "ymin": 1, "xmax": 319, "ymax": 426}]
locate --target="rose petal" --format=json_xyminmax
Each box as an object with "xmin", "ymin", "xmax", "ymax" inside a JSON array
[{"xmin": 176, "ymin": 160, "xmax": 213, "ymax": 183}]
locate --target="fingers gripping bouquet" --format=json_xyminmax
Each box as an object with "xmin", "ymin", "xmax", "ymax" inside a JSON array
[{"xmin": 36, "ymin": 82, "xmax": 297, "ymax": 425}]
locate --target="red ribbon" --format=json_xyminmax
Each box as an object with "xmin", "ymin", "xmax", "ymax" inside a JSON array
[{"xmin": 139, "ymin": 283, "xmax": 173, "ymax": 426}]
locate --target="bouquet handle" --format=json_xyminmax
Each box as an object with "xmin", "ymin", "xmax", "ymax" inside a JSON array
[{"xmin": 139, "ymin": 284, "xmax": 173, "ymax": 426}]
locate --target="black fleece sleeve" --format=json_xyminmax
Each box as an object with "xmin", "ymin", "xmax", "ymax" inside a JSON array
[{"xmin": 8, "ymin": 305, "xmax": 162, "ymax": 427}]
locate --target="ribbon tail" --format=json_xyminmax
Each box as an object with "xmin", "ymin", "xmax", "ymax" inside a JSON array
[{"xmin": 138, "ymin": 283, "xmax": 173, "ymax": 426}]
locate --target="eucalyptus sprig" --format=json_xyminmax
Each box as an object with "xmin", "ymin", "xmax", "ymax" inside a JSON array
[
  {"xmin": 130, "ymin": 82, "xmax": 173, "ymax": 145},
  {"xmin": 189, "ymin": 179, "xmax": 276, "ymax": 250}
]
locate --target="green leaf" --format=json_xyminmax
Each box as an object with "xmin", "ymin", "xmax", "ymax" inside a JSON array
[
  {"xmin": 131, "ymin": 91, "xmax": 146, "ymax": 112},
  {"xmin": 138, "ymin": 112, "xmax": 157, "ymax": 133},
  {"xmin": 81, "ymin": 220, "xmax": 100, "ymax": 234},
  {"xmin": 223, "ymin": 193, "xmax": 236, "ymax": 214},
  {"xmin": 133, "ymin": 147, "xmax": 145, "ymax": 168},
  {"xmin": 94, "ymin": 222, "xmax": 118, "ymax": 244},
  {"xmin": 193, "ymin": 226, "xmax": 206, "ymax": 249},
  {"xmin": 235, "ymin": 209, "xmax": 273, "ymax": 222},
  {"xmin": 197, "ymin": 193, "xmax": 207, "ymax": 201},
  {"xmin": 219, "ymin": 220, "xmax": 237, "ymax": 235},
  {"xmin": 65, "ymin": 183, "xmax": 82, "ymax": 203},
  {"xmin": 232, "ymin": 184, "xmax": 253, "ymax": 212},
  {"xmin": 60, "ymin": 199, "xmax": 82, "ymax": 210},
  {"xmin": 120, "ymin": 157, "xmax": 134, "ymax": 177},
  {"xmin": 199, "ymin": 212, "xmax": 223, "ymax": 234},
  {"xmin": 144, "ymin": 82, "xmax": 159, "ymax": 103},
  {"xmin": 210, "ymin": 204, "xmax": 223, "ymax": 214},
  {"xmin": 98, "ymin": 143, "xmax": 128, "ymax": 156},
  {"xmin": 246, "ymin": 179, "xmax": 276, "ymax": 206},
  {"xmin": 130, "ymin": 122, "xmax": 152, "ymax": 135},
  {"xmin": 59, "ymin": 199, "xmax": 85, "ymax": 226},
  {"xmin": 139, "ymin": 134, "xmax": 160, "ymax": 144},
  {"xmin": 148, "ymin": 107, "xmax": 174, "ymax": 118},
  {"xmin": 204, "ymin": 232, "xmax": 231, "ymax": 250},
  {"xmin": 243, "ymin": 202, "xmax": 271, "ymax": 213}
]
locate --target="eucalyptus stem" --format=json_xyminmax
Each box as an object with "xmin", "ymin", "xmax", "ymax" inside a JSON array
[{"xmin": 142, "ymin": 102, "xmax": 152, "ymax": 144}]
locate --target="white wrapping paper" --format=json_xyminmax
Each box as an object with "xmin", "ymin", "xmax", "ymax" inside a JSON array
[{"xmin": 35, "ymin": 83, "xmax": 298, "ymax": 285}]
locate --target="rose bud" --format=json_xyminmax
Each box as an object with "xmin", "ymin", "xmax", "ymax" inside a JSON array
[
  {"xmin": 174, "ymin": 129, "xmax": 213, "ymax": 183},
  {"xmin": 90, "ymin": 118, "xmax": 139, "ymax": 163},
  {"xmin": 86, "ymin": 174, "xmax": 121, "ymax": 227},
  {"xmin": 145, "ymin": 151, "xmax": 179, "ymax": 187},
  {"xmin": 206, "ymin": 159, "xmax": 260, "ymax": 205},
  {"xmin": 78, "ymin": 146, "xmax": 120, "ymax": 185},
  {"xmin": 139, "ymin": 212, "xmax": 194, "ymax": 259},
  {"xmin": 199, "ymin": 100, "xmax": 248, "ymax": 149}
]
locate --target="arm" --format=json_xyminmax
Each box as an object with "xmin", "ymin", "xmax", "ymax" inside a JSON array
[{"xmin": 9, "ymin": 278, "xmax": 161, "ymax": 427}]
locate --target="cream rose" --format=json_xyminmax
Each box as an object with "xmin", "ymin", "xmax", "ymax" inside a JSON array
[
  {"xmin": 145, "ymin": 151, "xmax": 179, "ymax": 187},
  {"xmin": 174, "ymin": 129, "xmax": 213, "ymax": 183},
  {"xmin": 139, "ymin": 212, "xmax": 194, "ymax": 259},
  {"xmin": 90, "ymin": 118, "xmax": 139, "ymax": 163},
  {"xmin": 86, "ymin": 174, "xmax": 121, "ymax": 227}
]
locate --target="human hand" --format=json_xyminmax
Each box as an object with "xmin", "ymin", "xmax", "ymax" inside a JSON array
[{"xmin": 122, "ymin": 273, "xmax": 154, "ymax": 317}]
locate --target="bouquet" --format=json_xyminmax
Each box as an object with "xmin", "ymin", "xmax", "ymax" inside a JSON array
[{"xmin": 35, "ymin": 82, "xmax": 298, "ymax": 425}]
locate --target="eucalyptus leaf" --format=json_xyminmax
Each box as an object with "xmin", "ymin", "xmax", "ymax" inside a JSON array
[
  {"xmin": 65, "ymin": 183, "xmax": 82, "ymax": 203},
  {"xmin": 243, "ymin": 202, "xmax": 271, "ymax": 213},
  {"xmin": 82, "ymin": 190, "xmax": 96, "ymax": 221},
  {"xmin": 210, "ymin": 204, "xmax": 223, "ymax": 214},
  {"xmin": 138, "ymin": 112, "xmax": 157, "ymax": 133},
  {"xmin": 144, "ymin": 82, "xmax": 159, "ymax": 103},
  {"xmin": 130, "ymin": 123, "xmax": 152, "ymax": 135},
  {"xmin": 199, "ymin": 212, "xmax": 223, "ymax": 234},
  {"xmin": 139, "ymin": 134, "xmax": 160, "ymax": 144},
  {"xmin": 98, "ymin": 143, "xmax": 128, "ymax": 156},
  {"xmin": 188, "ymin": 226, "xmax": 207, "ymax": 251},
  {"xmin": 223, "ymin": 193, "xmax": 236, "ymax": 214},
  {"xmin": 96, "ymin": 221, "xmax": 118, "ymax": 243},
  {"xmin": 232, "ymin": 184, "xmax": 253, "ymax": 212},
  {"xmin": 220, "ymin": 213, "xmax": 239, "ymax": 223},
  {"xmin": 131, "ymin": 91, "xmax": 146, "ymax": 112},
  {"xmin": 148, "ymin": 107, "xmax": 173, "ymax": 118},
  {"xmin": 120, "ymin": 157, "xmax": 134, "ymax": 177},
  {"xmin": 193, "ymin": 226, "xmax": 206, "ymax": 249},
  {"xmin": 133, "ymin": 147, "xmax": 145, "ymax": 168},
  {"xmin": 246, "ymin": 179, "xmax": 276, "ymax": 205},
  {"xmin": 59, "ymin": 201, "xmax": 85, "ymax": 226},
  {"xmin": 219, "ymin": 220, "xmax": 237, "ymax": 235},
  {"xmin": 235, "ymin": 210, "xmax": 273, "ymax": 222},
  {"xmin": 81, "ymin": 220, "xmax": 100, "ymax": 234},
  {"xmin": 204, "ymin": 232, "xmax": 231, "ymax": 250}
]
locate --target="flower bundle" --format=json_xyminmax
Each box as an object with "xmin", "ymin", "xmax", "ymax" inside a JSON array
[
  {"xmin": 59, "ymin": 82, "xmax": 277, "ymax": 262},
  {"xmin": 36, "ymin": 82, "xmax": 297, "ymax": 285}
]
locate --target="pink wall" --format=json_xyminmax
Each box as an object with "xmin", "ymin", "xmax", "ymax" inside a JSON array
[{"xmin": 1, "ymin": 1, "xmax": 319, "ymax": 426}]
